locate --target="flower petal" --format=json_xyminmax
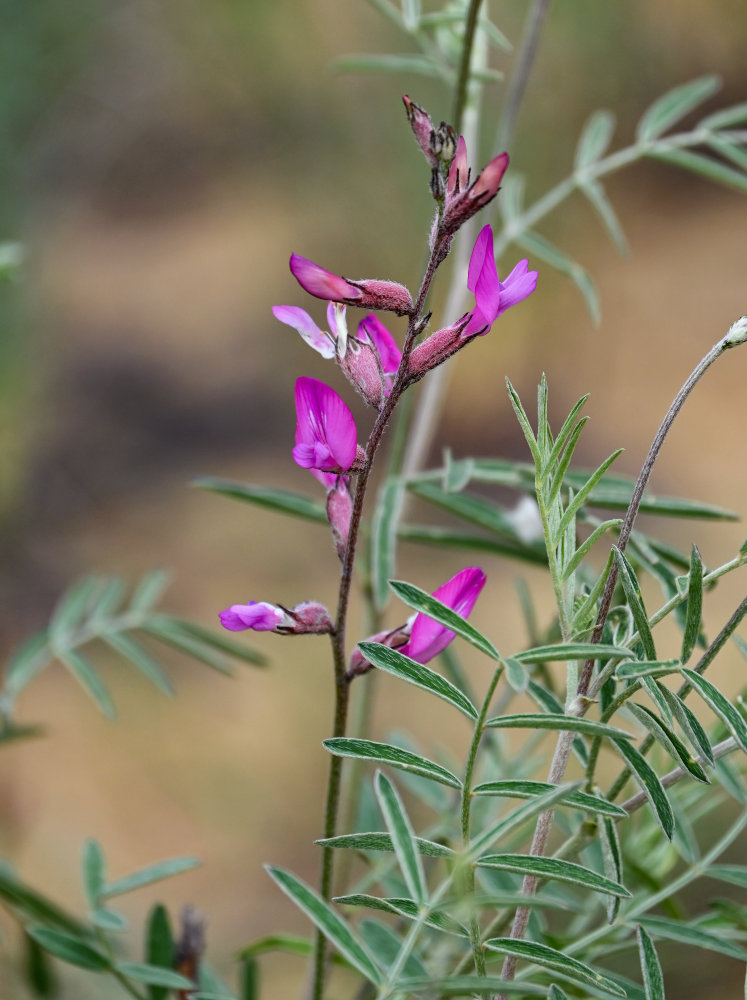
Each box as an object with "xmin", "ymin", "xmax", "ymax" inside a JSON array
[
  {"xmin": 290, "ymin": 253, "xmax": 361, "ymax": 302},
  {"xmin": 219, "ymin": 601, "xmax": 284, "ymax": 632},
  {"xmin": 402, "ymin": 566, "xmax": 486, "ymax": 663},
  {"xmin": 357, "ymin": 315, "xmax": 402, "ymax": 374},
  {"xmin": 272, "ymin": 305, "xmax": 335, "ymax": 358},
  {"xmin": 497, "ymin": 259, "xmax": 538, "ymax": 316},
  {"xmin": 293, "ymin": 376, "xmax": 358, "ymax": 472}
]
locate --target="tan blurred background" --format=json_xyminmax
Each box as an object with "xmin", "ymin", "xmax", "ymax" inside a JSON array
[{"xmin": 1, "ymin": 1, "xmax": 746, "ymax": 996}]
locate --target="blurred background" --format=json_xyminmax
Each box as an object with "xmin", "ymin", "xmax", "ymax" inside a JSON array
[{"xmin": 0, "ymin": 0, "xmax": 746, "ymax": 996}]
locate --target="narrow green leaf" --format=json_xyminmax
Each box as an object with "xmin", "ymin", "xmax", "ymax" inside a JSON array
[
  {"xmin": 105, "ymin": 633, "xmax": 175, "ymax": 695},
  {"xmin": 600, "ymin": 816, "xmax": 623, "ymax": 923},
  {"xmin": 707, "ymin": 133, "xmax": 747, "ymax": 173},
  {"xmin": 102, "ymin": 856, "xmax": 200, "ymax": 898},
  {"xmin": 81, "ymin": 839, "xmax": 106, "ymax": 909},
  {"xmin": 396, "ymin": 975, "xmax": 548, "ymax": 995},
  {"xmin": 637, "ymin": 924, "xmax": 666, "ymax": 999},
  {"xmin": 527, "ymin": 679, "xmax": 589, "ymax": 765},
  {"xmin": 192, "ymin": 477, "xmax": 327, "ymax": 522},
  {"xmin": 0, "ymin": 868, "xmax": 88, "ymax": 935},
  {"xmin": 476, "ymin": 854, "xmax": 630, "ymax": 898},
  {"xmin": 549, "ymin": 986, "xmax": 570, "ymax": 1000},
  {"xmin": 143, "ymin": 618, "xmax": 234, "ymax": 675},
  {"xmin": 681, "ymin": 668, "xmax": 747, "ymax": 752},
  {"xmin": 699, "ymin": 101, "xmax": 747, "ymax": 129},
  {"xmin": 145, "ymin": 904, "xmax": 173, "ymax": 1000},
  {"xmin": 389, "ymin": 579, "xmax": 499, "ymax": 660},
  {"xmin": 706, "ymin": 865, "xmax": 747, "ymax": 889},
  {"xmin": 614, "ymin": 547, "xmax": 656, "ymax": 659},
  {"xmin": 638, "ymin": 914, "xmax": 747, "ymax": 961},
  {"xmin": 323, "ymin": 737, "xmax": 461, "ymax": 788},
  {"xmin": 611, "ymin": 738, "xmax": 675, "ymax": 838},
  {"xmin": 504, "ymin": 656, "xmax": 528, "ymax": 693},
  {"xmin": 3, "ymin": 630, "xmax": 51, "ymax": 698},
  {"xmin": 470, "ymin": 784, "xmax": 576, "ymax": 858},
  {"xmin": 554, "ymin": 449, "xmax": 624, "ymax": 543},
  {"xmin": 129, "ymin": 569, "xmax": 171, "ymax": 612},
  {"xmin": 506, "ymin": 378, "xmax": 541, "ymax": 465},
  {"xmin": 485, "ymin": 713, "xmax": 634, "ymax": 741},
  {"xmin": 544, "ymin": 394, "xmax": 590, "ymax": 474},
  {"xmin": 317, "ymin": 831, "xmax": 453, "ymax": 857},
  {"xmin": 357, "ymin": 642, "xmax": 478, "ymax": 719},
  {"xmin": 91, "ymin": 909, "xmax": 127, "ymax": 935},
  {"xmin": 636, "ymin": 75, "xmax": 721, "ymax": 140},
  {"xmin": 401, "ymin": 0, "xmax": 420, "ymax": 31},
  {"xmin": 407, "ymin": 481, "xmax": 531, "ymax": 541},
  {"xmin": 89, "ymin": 576, "xmax": 127, "ymax": 620},
  {"xmin": 24, "ymin": 933, "xmax": 57, "ymax": 998},
  {"xmin": 537, "ymin": 373, "xmax": 549, "ymax": 457},
  {"xmin": 27, "ymin": 926, "xmax": 109, "ymax": 971},
  {"xmin": 333, "ymin": 895, "xmax": 466, "ymax": 936},
  {"xmin": 59, "ymin": 650, "xmax": 115, "ymax": 719},
  {"xmin": 659, "ymin": 686, "xmax": 714, "ymax": 765},
  {"xmin": 116, "ymin": 963, "xmax": 194, "ymax": 989},
  {"xmin": 374, "ymin": 773, "xmax": 427, "ymax": 904},
  {"xmin": 359, "ymin": 918, "xmax": 426, "ymax": 978},
  {"xmin": 575, "ymin": 109, "xmax": 616, "ymax": 169},
  {"xmin": 48, "ymin": 576, "xmax": 101, "ymax": 642},
  {"xmin": 547, "ymin": 417, "xmax": 589, "ymax": 505},
  {"xmin": 483, "ymin": 938, "xmax": 626, "ymax": 996},
  {"xmin": 371, "ymin": 480, "xmax": 403, "ymax": 610},
  {"xmin": 165, "ymin": 619, "xmax": 266, "ymax": 667},
  {"xmin": 331, "ymin": 53, "xmax": 441, "ymax": 77},
  {"xmin": 624, "ymin": 702, "xmax": 709, "ymax": 782},
  {"xmin": 616, "ymin": 659, "xmax": 681, "ymax": 680},
  {"xmin": 580, "ymin": 179, "xmax": 629, "ymax": 255},
  {"xmin": 266, "ymin": 867, "xmax": 382, "ymax": 984},
  {"xmin": 399, "ymin": 524, "xmax": 547, "ymax": 565},
  {"xmin": 681, "ymin": 545, "xmax": 704, "ymax": 662},
  {"xmin": 472, "ymin": 779, "xmax": 627, "ymax": 818},
  {"xmin": 649, "ymin": 148, "xmax": 747, "ymax": 192},
  {"xmin": 517, "ymin": 230, "xmax": 600, "ymax": 323},
  {"xmin": 442, "ymin": 452, "xmax": 474, "ymax": 493},
  {"xmin": 515, "ymin": 642, "xmax": 632, "ymax": 663}
]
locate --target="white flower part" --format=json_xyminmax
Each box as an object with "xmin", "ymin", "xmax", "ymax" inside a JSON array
[
  {"xmin": 507, "ymin": 495, "xmax": 544, "ymax": 543},
  {"xmin": 725, "ymin": 315, "xmax": 747, "ymax": 347},
  {"xmin": 328, "ymin": 301, "xmax": 349, "ymax": 358},
  {"xmin": 272, "ymin": 305, "xmax": 336, "ymax": 358}
]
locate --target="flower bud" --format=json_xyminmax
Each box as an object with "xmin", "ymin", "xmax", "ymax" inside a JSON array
[
  {"xmin": 337, "ymin": 337, "xmax": 386, "ymax": 409},
  {"xmin": 402, "ymin": 95, "xmax": 438, "ymax": 167},
  {"xmin": 326, "ymin": 477, "xmax": 354, "ymax": 560},
  {"xmin": 442, "ymin": 150, "xmax": 509, "ymax": 235}
]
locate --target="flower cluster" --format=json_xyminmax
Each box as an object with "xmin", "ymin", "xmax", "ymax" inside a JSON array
[{"xmin": 219, "ymin": 97, "xmax": 537, "ymax": 671}]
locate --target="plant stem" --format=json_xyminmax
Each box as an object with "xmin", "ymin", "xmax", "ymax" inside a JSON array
[
  {"xmin": 452, "ymin": 0, "xmax": 484, "ymax": 134},
  {"xmin": 496, "ymin": 0, "xmax": 552, "ymax": 151}
]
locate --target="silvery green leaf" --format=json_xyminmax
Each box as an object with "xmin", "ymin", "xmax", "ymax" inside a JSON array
[
  {"xmin": 357, "ymin": 643, "xmax": 478, "ymax": 719},
  {"xmin": 116, "ymin": 963, "xmax": 194, "ymax": 989},
  {"xmin": 81, "ymin": 839, "xmax": 106, "ymax": 909},
  {"xmin": 27, "ymin": 927, "xmax": 109, "ymax": 972},
  {"xmin": 611, "ymin": 738, "xmax": 674, "ymax": 838},
  {"xmin": 614, "ymin": 547, "xmax": 656, "ymax": 659},
  {"xmin": 637, "ymin": 924, "xmax": 666, "ymax": 999},
  {"xmin": 192, "ymin": 477, "xmax": 326, "ymax": 522},
  {"xmin": 515, "ymin": 230, "xmax": 600, "ymax": 324},
  {"xmin": 637, "ymin": 914, "xmax": 747, "ymax": 961},
  {"xmin": 59, "ymin": 650, "xmax": 115, "ymax": 719},
  {"xmin": 396, "ymin": 975, "xmax": 547, "ymax": 995},
  {"xmin": 485, "ymin": 713, "xmax": 634, "ymax": 741},
  {"xmin": 371, "ymin": 479, "xmax": 403, "ymax": 610},
  {"xmin": 624, "ymin": 702, "xmax": 709, "ymax": 782},
  {"xmin": 681, "ymin": 668, "xmax": 747, "ymax": 752},
  {"xmin": 359, "ymin": 918, "xmax": 426, "ymax": 977},
  {"xmin": 516, "ymin": 642, "xmax": 632, "ymax": 663},
  {"xmin": 388, "ymin": 579, "xmax": 499, "ymax": 660},
  {"xmin": 699, "ymin": 101, "xmax": 747, "ymax": 129},
  {"xmin": 648, "ymin": 148, "xmax": 747, "ymax": 192},
  {"xmin": 323, "ymin": 737, "xmax": 462, "ymax": 788},
  {"xmin": 600, "ymin": 816, "xmax": 623, "ymax": 923},
  {"xmin": 681, "ymin": 545, "xmax": 704, "ymax": 663},
  {"xmin": 579, "ymin": 179, "xmax": 629, "ymax": 254},
  {"xmin": 659, "ymin": 686, "xmax": 714, "ymax": 765},
  {"xmin": 483, "ymin": 938, "xmax": 626, "ymax": 996},
  {"xmin": 636, "ymin": 75, "xmax": 721, "ymax": 140},
  {"xmin": 317, "ymin": 831, "xmax": 453, "ymax": 858},
  {"xmin": 331, "ymin": 53, "xmax": 440, "ymax": 77},
  {"xmin": 102, "ymin": 857, "xmax": 200, "ymax": 898},
  {"xmin": 472, "ymin": 779, "xmax": 627, "ymax": 818},
  {"xmin": 475, "ymin": 854, "xmax": 630, "ymax": 898},
  {"xmin": 575, "ymin": 109, "xmax": 616, "ymax": 168}
]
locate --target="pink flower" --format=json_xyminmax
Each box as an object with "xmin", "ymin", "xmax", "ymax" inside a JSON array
[
  {"xmin": 290, "ymin": 254, "xmax": 413, "ymax": 316},
  {"xmin": 357, "ymin": 314, "xmax": 402, "ymax": 376},
  {"xmin": 220, "ymin": 601, "xmax": 333, "ymax": 634},
  {"xmin": 348, "ymin": 566, "xmax": 486, "ymax": 676},
  {"xmin": 442, "ymin": 142, "xmax": 509, "ymax": 234},
  {"xmin": 292, "ymin": 376, "xmax": 358, "ymax": 473},
  {"xmin": 220, "ymin": 601, "xmax": 286, "ymax": 632},
  {"xmin": 407, "ymin": 225, "xmax": 537, "ymax": 380},
  {"xmin": 400, "ymin": 566, "xmax": 487, "ymax": 664}
]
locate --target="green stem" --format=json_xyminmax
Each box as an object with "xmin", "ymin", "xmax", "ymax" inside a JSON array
[
  {"xmin": 496, "ymin": 0, "xmax": 552, "ymax": 150},
  {"xmin": 460, "ymin": 664, "xmax": 504, "ymax": 976},
  {"xmin": 452, "ymin": 0, "xmax": 484, "ymax": 133}
]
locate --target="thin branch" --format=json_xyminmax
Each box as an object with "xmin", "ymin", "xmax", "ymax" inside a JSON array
[
  {"xmin": 452, "ymin": 0, "xmax": 484, "ymax": 134},
  {"xmin": 496, "ymin": 0, "xmax": 552, "ymax": 151},
  {"xmin": 620, "ymin": 737, "xmax": 738, "ymax": 814}
]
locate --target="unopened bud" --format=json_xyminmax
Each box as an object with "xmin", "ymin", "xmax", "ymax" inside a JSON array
[
  {"xmin": 402, "ymin": 95, "xmax": 438, "ymax": 167},
  {"xmin": 337, "ymin": 338, "xmax": 386, "ymax": 409},
  {"xmin": 326, "ymin": 478, "xmax": 353, "ymax": 560},
  {"xmin": 289, "ymin": 601, "xmax": 334, "ymax": 633}
]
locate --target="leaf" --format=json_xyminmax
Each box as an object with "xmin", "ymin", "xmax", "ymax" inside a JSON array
[
  {"xmin": 699, "ymin": 101, "xmax": 747, "ymax": 129},
  {"xmin": 527, "ymin": 680, "xmax": 589, "ymax": 765},
  {"xmin": 331, "ymin": 53, "xmax": 441, "ymax": 77},
  {"xmin": 59, "ymin": 650, "xmax": 115, "ymax": 719},
  {"xmin": 407, "ymin": 480, "xmax": 536, "ymax": 544},
  {"xmin": 27, "ymin": 926, "xmax": 109, "ymax": 971},
  {"xmin": 317, "ymin": 831, "xmax": 453, "ymax": 858},
  {"xmin": 81, "ymin": 839, "xmax": 106, "ymax": 909},
  {"xmin": 706, "ymin": 134, "xmax": 747, "ymax": 173},
  {"xmin": 706, "ymin": 865, "xmax": 747, "ymax": 889},
  {"xmin": 166, "ymin": 619, "xmax": 266, "ymax": 667},
  {"xmin": 485, "ymin": 713, "xmax": 634, "ymax": 741},
  {"xmin": 636, "ymin": 75, "xmax": 721, "ymax": 141},
  {"xmin": 616, "ymin": 659, "xmax": 681, "ymax": 680},
  {"xmin": 575, "ymin": 109, "xmax": 616, "ymax": 169},
  {"xmin": 649, "ymin": 148, "xmax": 747, "ymax": 192},
  {"xmin": 48, "ymin": 576, "xmax": 101, "ymax": 643},
  {"xmin": 192, "ymin": 477, "xmax": 327, "ymax": 522},
  {"xmin": 105, "ymin": 633, "xmax": 175, "ymax": 695},
  {"xmin": 681, "ymin": 668, "xmax": 747, "ymax": 752},
  {"xmin": 614, "ymin": 547, "xmax": 656, "ymax": 659},
  {"xmin": 637, "ymin": 914, "xmax": 747, "ymax": 961},
  {"xmin": 266, "ymin": 867, "xmax": 382, "ymax": 984},
  {"xmin": 399, "ymin": 524, "xmax": 547, "ymax": 565},
  {"xmin": 549, "ymin": 987, "xmax": 570, "ymax": 1000},
  {"xmin": 476, "ymin": 854, "xmax": 631, "ymax": 898},
  {"xmin": 579, "ymin": 179, "xmax": 629, "ymax": 255},
  {"xmin": 371, "ymin": 480, "xmax": 403, "ymax": 610},
  {"xmin": 637, "ymin": 924, "xmax": 666, "ymax": 1000},
  {"xmin": 601, "ymin": 816, "xmax": 623, "ymax": 923},
  {"xmin": 515, "ymin": 642, "xmax": 633, "ymax": 663},
  {"xmin": 0, "ymin": 867, "xmax": 88, "ymax": 935},
  {"xmin": 333, "ymin": 895, "xmax": 466, "ymax": 936},
  {"xmin": 396, "ymin": 975, "xmax": 548, "ymax": 995},
  {"xmin": 624, "ymin": 702, "xmax": 709, "ymax": 782},
  {"xmin": 472, "ymin": 779, "xmax": 627, "ymax": 818},
  {"xmin": 470, "ymin": 784, "xmax": 579, "ymax": 857},
  {"xmin": 681, "ymin": 546, "xmax": 704, "ymax": 662},
  {"xmin": 129, "ymin": 569, "xmax": 171, "ymax": 612},
  {"xmin": 659, "ymin": 686, "xmax": 714, "ymax": 765},
  {"xmin": 562, "ymin": 518, "xmax": 623, "ymax": 580},
  {"xmin": 483, "ymin": 938, "xmax": 626, "ymax": 996},
  {"xmin": 359, "ymin": 918, "xmax": 426, "ymax": 978},
  {"xmin": 356, "ymin": 642, "xmax": 478, "ymax": 719},
  {"xmin": 102, "ymin": 856, "xmax": 201, "ymax": 898},
  {"xmin": 552, "ymin": 446, "xmax": 622, "ymax": 542},
  {"xmin": 143, "ymin": 618, "xmax": 234, "ymax": 675},
  {"xmin": 611, "ymin": 738, "xmax": 675, "ymax": 838},
  {"xmin": 376, "ymin": 773, "xmax": 427, "ymax": 903},
  {"xmin": 516, "ymin": 229, "xmax": 600, "ymax": 324},
  {"xmin": 505, "ymin": 378, "xmax": 541, "ymax": 465},
  {"xmin": 504, "ymin": 656, "xmax": 528, "ymax": 693},
  {"xmin": 116, "ymin": 963, "xmax": 195, "ymax": 989},
  {"xmin": 145, "ymin": 904, "xmax": 173, "ymax": 1000},
  {"xmin": 24, "ymin": 932, "xmax": 57, "ymax": 998},
  {"xmin": 388, "ymin": 579, "xmax": 499, "ymax": 660},
  {"xmin": 322, "ymin": 737, "xmax": 461, "ymax": 788},
  {"xmin": 4, "ymin": 630, "xmax": 52, "ymax": 698}
]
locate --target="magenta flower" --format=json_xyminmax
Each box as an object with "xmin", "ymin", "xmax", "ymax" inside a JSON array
[
  {"xmin": 442, "ymin": 142, "xmax": 509, "ymax": 234},
  {"xmin": 400, "ymin": 566, "xmax": 487, "ymax": 664},
  {"xmin": 220, "ymin": 601, "xmax": 286, "ymax": 632},
  {"xmin": 290, "ymin": 254, "xmax": 413, "ymax": 316},
  {"xmin": 357, "ymin": 314, "xmax": 402, "ymax": 376},
  {"xmin": 293, "ymin": 376, "xmax": 358, "ymax": 473}
]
